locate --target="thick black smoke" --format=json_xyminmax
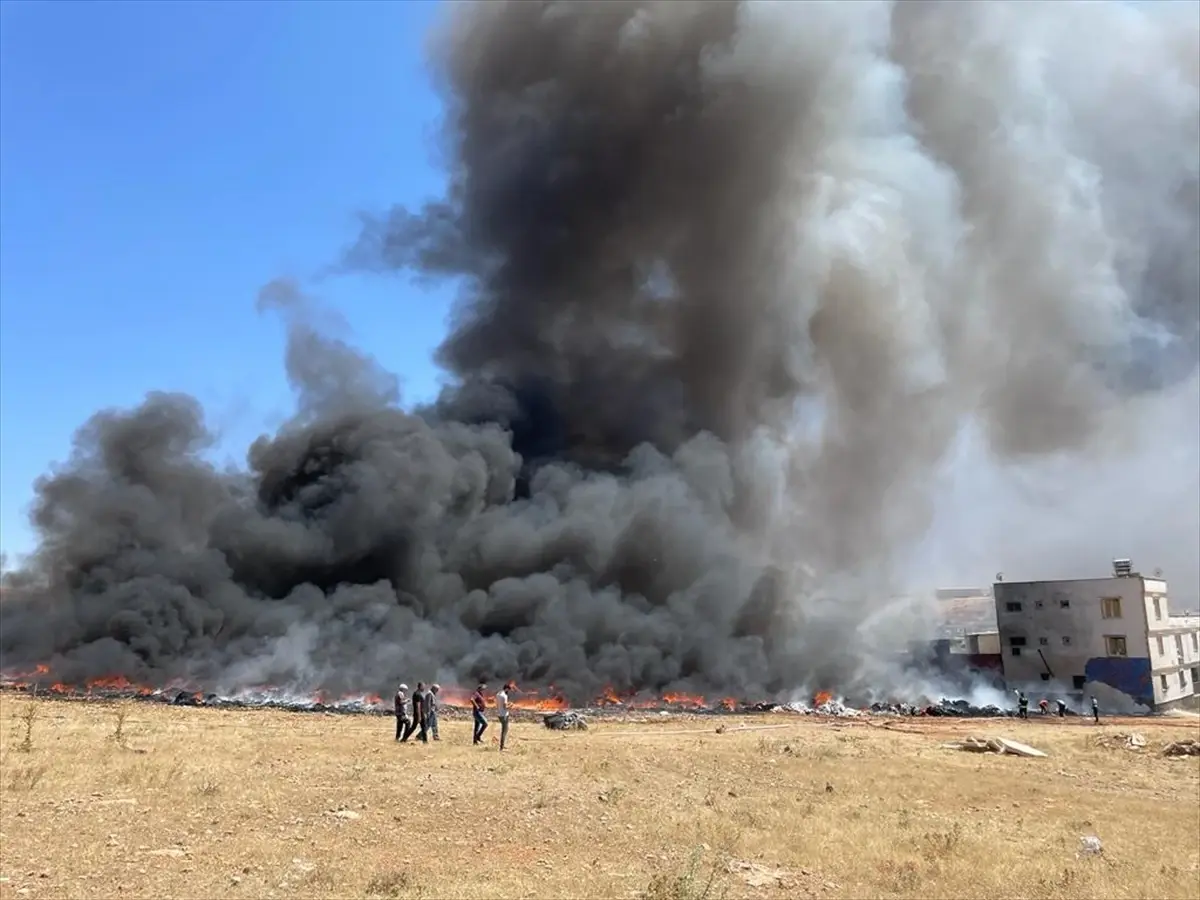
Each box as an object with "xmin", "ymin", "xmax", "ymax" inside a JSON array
[{"xmin": 2, "ymin": 0, "xmax": 1198, "ymax": 700}]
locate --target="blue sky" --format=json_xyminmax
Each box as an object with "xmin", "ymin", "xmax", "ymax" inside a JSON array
[{"xmin": 0, "ymin": 0, "xmax": 454, "ymax": 562}]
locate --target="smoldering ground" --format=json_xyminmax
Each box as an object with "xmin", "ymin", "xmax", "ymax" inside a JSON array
[{"xmin": 1, "ymin": 0, "xmax": 1197, "ymax": 701}]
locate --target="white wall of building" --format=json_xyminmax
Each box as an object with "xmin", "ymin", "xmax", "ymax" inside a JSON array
[{"xmin": 1146, "ymin": 575, "xmax": 1200, "ymax": 704}]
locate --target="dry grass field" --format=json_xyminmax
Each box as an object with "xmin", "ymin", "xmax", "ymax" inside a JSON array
[{"xmin": 1, "ymin": 694, "xmax": 1197, "ymax": 900}]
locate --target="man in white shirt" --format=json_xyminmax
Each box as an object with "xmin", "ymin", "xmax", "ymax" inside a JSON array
[
  {"xmin": 496, "ymin": 682, "xmax": 514, "ymax": 751},
  {"xmin": 393, "ymin": 684, "xmax": 409, "ymax": 742}
]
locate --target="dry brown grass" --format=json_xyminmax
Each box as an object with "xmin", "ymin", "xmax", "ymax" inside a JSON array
[{"xmin": 1, "ymin": 694, "xmax": 1198, "ymax": 900}]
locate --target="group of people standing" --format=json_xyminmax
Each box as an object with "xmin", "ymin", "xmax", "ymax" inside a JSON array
[
  {"xmin": 1015, "ymin": 690, "xmax": 1101, "ymax": 723},
  {"xmin": 394, "ymin": 680, "xmax": 517, "ymax": 750}
]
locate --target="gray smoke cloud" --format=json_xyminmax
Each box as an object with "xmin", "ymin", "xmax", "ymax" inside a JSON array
[{"xmin": 2, "ymin": 0, "xmax": 1197, "ymax": 701}]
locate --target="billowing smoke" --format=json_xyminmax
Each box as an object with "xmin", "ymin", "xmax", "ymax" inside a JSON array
[{"xmin": 2, "ymin": 0, "xmax": 1197, "ymax": 701}]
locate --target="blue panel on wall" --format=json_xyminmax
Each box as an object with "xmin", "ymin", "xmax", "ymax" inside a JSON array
[{"xmin": 1084, "ymin": 657, "xmax": 1153, "ymax": 706}]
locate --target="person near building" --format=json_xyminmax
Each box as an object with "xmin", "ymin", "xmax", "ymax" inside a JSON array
[
  {"xmin": 1091, "ymin": 695, "xmax": 1099, "ymax": 724},
  {"xmin": 394, "ymin": 683, "xmax": 410, "ymax": 741},
  {"xmin": 471, "ymin": 682, "xmax": 489, "ymax": 745},
  {"xmin": 1017, "ymin": 691, "xmax": 1029, "ymax": 719},
  {"xmin": 1038, "ymin": 698, "xmax": 1049, "ymax": 716},
  {"xmin": 1056, "ymin": 698, "xmax": 1067, "ymax": 718}
]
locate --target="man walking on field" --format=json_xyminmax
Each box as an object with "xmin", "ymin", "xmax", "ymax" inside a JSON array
[
  {"xmin": 426, "ymin": 684, "xmax": 441, "ymax": 741},
  {"xmin": 394, "ymin": 683, "xmax": 410, "ymax": 741},
  {"xmin": 471, "ymin": 682, "xmax": 488, "ymax": 745},
  {"xmin": 496, "ymin": 682, "xmax": 514, "ymax": 751},
  {"xmin": 403, "ymin": 681, "xmax": 427, "ymax": 743}
]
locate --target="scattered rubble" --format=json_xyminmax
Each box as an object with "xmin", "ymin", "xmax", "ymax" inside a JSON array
[
  {"xmin": 1099, "ymin": 734, "xmax": 1161, "ymax": 753},
  {"xmin": 544, "ymin": 711, "xmax": 588, "ymax": 731},
  {"xmin": 872, "ymin": 698, "xmax": 1017, "ymax": 718},
  {"xmin": 1163, "ymin": 739, "xmax": 1200, "ymax": 757},
  {"xmin": 1078, "ymin": 836, "xmax": 1104, "ymax": 857},
  {"xmin": 1096, "ymin": 732, "xmax": 1150, "ymax": 752},
  {"xmin": 944, "ymin": 735, "xmax": 1048, "ymax": 758},
  {"xmin": 726, "ymin": 860, "xmax": 797, "ymax": 890},
  {"xmin": 809, "ymin": 699, "xmax": 863, "ymax": 717}
]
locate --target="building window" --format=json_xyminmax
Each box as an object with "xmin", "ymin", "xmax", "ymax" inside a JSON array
[
  {"xmin": 1059, "ymin": 599, "xmax": 1070, "ymax": 609},
  {"xmin": 1009, "ymin": 636, "xmax": 1026, "ymax": 647},
  {"xmin": 1176, "ymin": 635, "xmax": 1184, "ymax": 657},
  {"xmin": 1105, "ymin": 635, "xmax": 1128, "ymax": 657},
  {"xmin": 1010, "ymin": 648, "xmax": 1022, "ymax": 657},
  {"xmin": 1192, "ymin": 667, "xmax": 1199, "ymax": 685},
  {"xmin": 1193, "ymin": 634, "xmax": 1198, "ymax": 652},
  {"xmin": 1180, "ymin": 671, "xmax": 1188, "ymax": 689},
  {"xmin": 1101, "ymin": 597, "xmax": 1122, "ymax": 619},
  {"xmin": 1158, "ymin": 636, "xmax": 1166, "ymax": 656},
  {"xmin": 1160, "ymin": 674, "xmax": 1169, "ymax": 693},
  {"xmin": 1073, "ymin": 675, "xmax": 1086, "ymax": 690},
  {"xmin": 1040, "ymin": 673, "xmax": 1050, "ymax": 681},
  {"xmin": 1039, "ymin": 637, "xmax": 1049, "ymax": 646},
  {"xmin": 1061, "ymin": 635, "xmax": 1072, "ymax": 646},
  {"xmin": 1153, "ymin": 597, "xmax": 1162, "ymax": 620},
  {"xmin": 1034, "ymin": 600, "xmax": 1044, "ymax": 609},
  {"xmin": 1006, "ymin": 602, "xmax": 1022, "ymax": 613}
]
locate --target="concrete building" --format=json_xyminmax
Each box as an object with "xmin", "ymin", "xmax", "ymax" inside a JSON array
[
  {"xmin": 934, "ymin": 587, "xmax": 999, "ymax": 639},
  {"xmin": 921, "ymin": 588, "xmax": 1004, "ymax": 689},
  {"xmin": 992, "ymin": 560, "xmax": 1200, "ymax": 711}
]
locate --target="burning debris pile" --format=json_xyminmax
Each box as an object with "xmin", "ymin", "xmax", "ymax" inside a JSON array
[
  {"xmin": 869, "ymin": 699, "xmax": 1015, "ymax": 719},
  {"xmin": 752, "ymin": 691, "xmax": 1020, "ymax": 719},
  {"xmin": 1, "ymin": 0, "xmax": 1198, "ymax": 709},
  {"xmin": 0, "ymin": 666, "xmax": 1024, "ymax": 722},
  {"xmin": 544, "ymin": 711, "xmax": 589, "ymax": 731},
  {"xmin": 0, "ymin": 667, "xmax": 745, "ymax": 716}
]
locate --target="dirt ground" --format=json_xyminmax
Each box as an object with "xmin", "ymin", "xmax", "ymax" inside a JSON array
[{"xmin": 1, "ymin": 694, "xmax": 1197, "ymax": 900}]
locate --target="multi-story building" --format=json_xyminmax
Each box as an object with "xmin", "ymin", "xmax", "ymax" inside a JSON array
[{"xmin": 992, "ymin": 560, "xmax": 1200, "ymax": 711}]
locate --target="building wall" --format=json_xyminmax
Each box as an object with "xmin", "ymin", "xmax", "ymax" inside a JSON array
[
  {"xmin": 993, "ymin": 577, "xmax": 1154, "ymax": 708},
  {"xmin": 1146, "ymin": 578, "xmax": 1200, "ymax": 703}
]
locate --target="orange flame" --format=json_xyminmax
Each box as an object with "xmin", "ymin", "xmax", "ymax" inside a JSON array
[
  {"xmin": 813, "ymin": 690, "xmax": 833, "ymax": 706},
  {"xmin": 433, "ymin": 685, "xmax": 570, "ymax": 712},
  {"xmin": 663, "ymin": 692, "xmax": 706, "ymax": 708}
]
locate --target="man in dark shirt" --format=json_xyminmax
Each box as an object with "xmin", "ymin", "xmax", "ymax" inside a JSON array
[
  {"xmin": 403, "ymin": 681, "xmax": 426, "ymax": 743},
  {"xmin": 1056, "ymin": 699, "xmax": 1068, "ymax": 718},
  {"xmin": 471, "ymin": 682, "xmax": 488, "ymax": 746},
  {"xmin": 394, "ymin": 684, "xmax": 409, "ymax": 741}
]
